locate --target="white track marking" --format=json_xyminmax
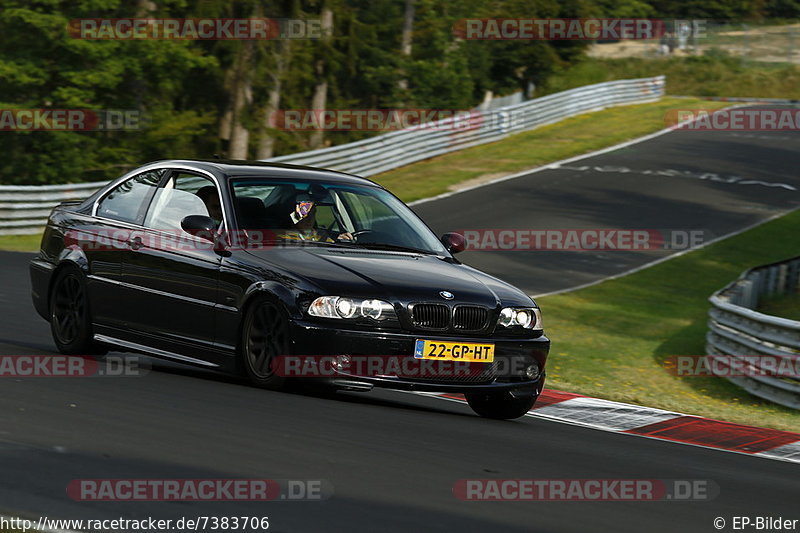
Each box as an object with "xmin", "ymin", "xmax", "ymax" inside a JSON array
[
  {"xmin": 408, "ymin": 104, "xmax": 750, "ymax": 208},
  {"xmin": 531, "ymin": 206, "xmax": 799, "ymax": 298},
  {"xmin": 530, "ymin": 397, "xmax": 683, "ymax": 431},
  {"xmin": 756, "ymin": 441, "xmax": 800, "ymax": 462}
]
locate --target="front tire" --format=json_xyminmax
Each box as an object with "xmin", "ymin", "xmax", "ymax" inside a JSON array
[
  {"xmin": 465, "ymin": 390, "xmax": 538, "ymax": 420},
  {"xmin": 240, "ymin": 298, "xmax": 291, "ymax": 389},
  {"xmin": 50, "ymin": 266, "xmax": 105, "ymax": 355}
]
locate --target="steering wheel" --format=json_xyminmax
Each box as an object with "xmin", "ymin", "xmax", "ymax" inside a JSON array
[{"xmin": 342, "ymin": 229, "xmax": 375, "ymax": 242}]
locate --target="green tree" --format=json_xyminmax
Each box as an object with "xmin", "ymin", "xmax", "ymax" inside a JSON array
[{"xmin": 0, "ymin": 0, "xmax": 216, "ymax": 184}]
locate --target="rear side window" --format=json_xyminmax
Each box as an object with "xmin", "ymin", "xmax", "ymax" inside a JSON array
[{"xmin": 96, "ymin": 170, "xmax": 165, "ymax": 224}]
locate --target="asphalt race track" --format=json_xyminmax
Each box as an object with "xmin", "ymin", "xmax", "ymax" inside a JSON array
[
  {"xmin": 1, "ymin": 122, "xmax": 799, "ymax": 532},
  {"xmin": 415, "ymin": 126, "xmax": 800, "ymax": 295}
]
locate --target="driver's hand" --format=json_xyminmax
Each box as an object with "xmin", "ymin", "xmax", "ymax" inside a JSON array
[{"xmin": 336, "ymin": 232, "xmax": 354, "ymax": 241}]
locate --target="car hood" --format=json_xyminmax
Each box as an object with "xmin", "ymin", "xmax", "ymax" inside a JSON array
[{"xmin": 244, "ymin": 247, "xmax": 535, "ymax": 307}]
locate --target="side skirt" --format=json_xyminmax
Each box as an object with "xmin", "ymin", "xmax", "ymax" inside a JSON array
[{"xmin": 93, "ymin": 333, "xmax": 221, "ymax": 368}]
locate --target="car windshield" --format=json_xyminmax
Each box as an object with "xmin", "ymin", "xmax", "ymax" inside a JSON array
[{"xmin": 229, "ymin": 178, "xmax": 447, "ymax": 255}]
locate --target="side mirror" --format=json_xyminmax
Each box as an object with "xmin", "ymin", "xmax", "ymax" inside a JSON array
[
  {"xmin": 181, "ymin": 215, "xmax": 232, "ymax": 257},
  {"xmin": 441, "ymin": 232, "xmax": 466, "ymax": 254},
  {"xmin": 181, "ymin": 215, "xmax": 217, "ymax": 241}
]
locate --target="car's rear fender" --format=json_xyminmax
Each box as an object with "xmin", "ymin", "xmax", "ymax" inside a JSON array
[{"xmin": 30, "ymin": 217, "xmax": 89, "ymax": 320}]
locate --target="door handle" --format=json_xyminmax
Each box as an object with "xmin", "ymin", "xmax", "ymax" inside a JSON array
[{"xmin": 128, "ymin": 236, "xmax": 143, "ymax": 250}]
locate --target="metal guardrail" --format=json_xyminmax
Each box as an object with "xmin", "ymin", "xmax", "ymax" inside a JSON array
[
  {"xmin": 268, "ymin": 76, "xmax": 665, "ymax": 177},
  {"xmin": 0, "ymin": 182, "xmax": 108, "ymax": 236},
  {"xmin": 707, "ymin": 256, "xmax": 800, "ymax": 409},
  {"xmin": 476, "ymin": 90, "xmax": 524, "ymax": 111},
  {"xmin": 0, "ymin": 76, "xmax": 665, "ymax": 236}
]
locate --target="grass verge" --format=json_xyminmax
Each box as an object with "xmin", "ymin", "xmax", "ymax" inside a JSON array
[
  {"xmin": 538, "ymin": 210, "xmax": 800, "ymax": 432},
  {"xmin": 758, "ymin": 294, "xmax": 800, "ymax": 322},
  {"xmin": 373, "ymin": 97, "xmax": 730, "ymax": 202},
  {"xmin": 0, "ymin": 233, "xmax": 42, "ymax": 253}
]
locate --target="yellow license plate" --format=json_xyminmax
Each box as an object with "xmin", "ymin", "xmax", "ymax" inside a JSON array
[{"xmin": 414, "ymin": 339, "xmax": 494, "ymax": 362}]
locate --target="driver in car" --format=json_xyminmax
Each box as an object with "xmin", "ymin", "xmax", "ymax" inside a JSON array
[
  {"xmin": 196, "ymin": 185, "xmax": 223, "ymax": 227},
  {"xmin": 277, "ymin": 198, "xmax": 354, "ymax": 243}
]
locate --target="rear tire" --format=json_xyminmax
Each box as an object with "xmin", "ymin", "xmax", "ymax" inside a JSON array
[
  {"xmin": 240, "ymin": 298, "xmax": 291, "ymax": 390},
  {"xmin": 50, "ymin": 266, "xmax": 106, "ymax": 355},
  {"xmin": 465, "ymin": 390, "xmax": 538, "ymax": 420}
]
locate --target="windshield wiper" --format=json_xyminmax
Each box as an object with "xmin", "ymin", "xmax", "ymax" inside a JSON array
[
  {"xmin": 244, "ymin": 238, "xmax": 360, "ymax": 250},
  {"xmin": 350, "ymin": 242, "xmax": 438, "ymax": 255},
  {"xmin": 247, "ymin": 238, "xmax": 434, "ymax": 254}
]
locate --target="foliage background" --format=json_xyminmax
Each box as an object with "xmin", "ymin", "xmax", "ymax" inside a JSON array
[{"xmin": 0, "ymin": 0, "xmax": 795, "ymax": 184}]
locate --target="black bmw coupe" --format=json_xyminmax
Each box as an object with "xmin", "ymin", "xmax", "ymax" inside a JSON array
[{"xmin": 30, "ymin": 160, "xmax": 550, "ymax": 419}]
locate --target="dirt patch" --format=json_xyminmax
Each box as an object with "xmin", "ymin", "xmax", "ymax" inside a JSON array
[{"xmin": 587, "ymin": 23, "xmax": 800, "ymax": 63}]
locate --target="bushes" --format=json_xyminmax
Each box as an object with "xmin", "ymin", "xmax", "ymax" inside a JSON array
[{"xmin": 541, "ymin": 55, "xmax": 800, "ymax": 99}]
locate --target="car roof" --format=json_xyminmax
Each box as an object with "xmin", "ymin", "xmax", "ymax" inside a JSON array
[{"xmin": 155, "ymin": 159, "xmax": 383, "ymax": 188}]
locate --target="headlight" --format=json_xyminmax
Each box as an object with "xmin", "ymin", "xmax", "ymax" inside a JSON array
[
  {"xmin": 499, "ymin": 307, "xmax": 514, "ymax": 327},
  {"xmin": 360, "ymin": 299, "xmax": 387, "ymax": 320},
  {"xmin": 309, "ymin": 296, "xmax": 395, "ymax": 321},
  {"xmin": 335, "ymin": 297, "xmax": 357, "ymax": 318},
  {"xmin": 497, "ymin": 307, "xmax": 542, "ymax": 330},
  {"xmin": 515, "ymin": 309, "xmax": 533, "ymax": 328}
]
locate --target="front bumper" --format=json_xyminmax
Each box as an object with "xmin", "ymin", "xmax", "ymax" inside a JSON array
[{"xmin": 288, "ymin": 320, "xmax": 550, "ymax": 393}]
